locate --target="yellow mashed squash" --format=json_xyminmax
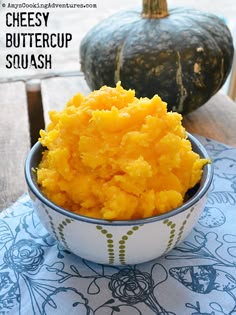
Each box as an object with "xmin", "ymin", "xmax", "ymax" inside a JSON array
[{"xmin": 37, "ymin": 82, "xmax": 208, "ymax": 220}]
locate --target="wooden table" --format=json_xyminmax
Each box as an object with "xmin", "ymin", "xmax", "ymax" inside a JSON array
[
  {"xmin": 1, "ymin": 74, "xmax": 236, "ymax": 211},
  {"xmin": 0, "ymin": 81, "xmax": 31, "ymax": 210}
]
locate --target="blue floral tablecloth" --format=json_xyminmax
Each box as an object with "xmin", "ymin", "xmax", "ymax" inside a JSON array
[{"xmin": 1, "ymin": 136, "xmax": 236, "ymax": 315}]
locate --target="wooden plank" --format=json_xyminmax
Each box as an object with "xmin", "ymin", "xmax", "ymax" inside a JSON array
[
  {"xmin": 228, "ymin": 53, "xmax": 236, "ymax": 100},
  {"xmin": 27, "ymin": 83, "xmax": 45, "ymax": 146},
  {"xmin": 41, "ymin": 74, "xmax": 91, "ymax": 126},
  {"xmin": 183, "ymin": 92, "xmax": 236, "ymax": 147},
  {"xmin": 0, "ymin": 81, "xmax": 31, "ymax": 211},
  {"xmin": 41, "ymin": 75, "xmax": 236, "ymax": 147}
]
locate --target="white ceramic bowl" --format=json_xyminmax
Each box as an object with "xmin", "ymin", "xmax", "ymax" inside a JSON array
[{"xmin": 25, "ymin": 133, "xmax": 213, "ymax": 265}]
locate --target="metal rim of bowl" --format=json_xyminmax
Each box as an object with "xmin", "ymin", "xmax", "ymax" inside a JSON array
[{"xmin": 24, "ymin": 133, "xmax": 213, "ymax": 226}]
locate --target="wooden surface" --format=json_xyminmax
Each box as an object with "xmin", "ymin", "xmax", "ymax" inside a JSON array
[
  {"xmin": 41, "ymin": 75, "xmax": 236, "ymax": 147},
  {"xmin": 41, "ymin": 75, "xmax": 91, "ymax": 126},
  {"xmin": 0, "ymin": 82, "xmax": 31, "ymax": 210},
  {"xmin": 183, "ymin": 93, "xmax": 236, "ymax": 146}
]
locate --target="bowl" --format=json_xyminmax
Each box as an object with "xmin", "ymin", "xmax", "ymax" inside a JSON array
[{"xmin": 24, "ymin": 133, "xmax": 213, "ymax": 265}]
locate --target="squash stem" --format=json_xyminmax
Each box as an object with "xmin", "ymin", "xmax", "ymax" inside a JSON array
[{"xmin": 142, "ymin": 0, "xmax": 169, "ymax": 18}]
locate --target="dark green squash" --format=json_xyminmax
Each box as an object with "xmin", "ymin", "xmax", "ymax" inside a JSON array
[{"xmin": 80, "ymin": 0, "xmax": 234, "ymax": 114}]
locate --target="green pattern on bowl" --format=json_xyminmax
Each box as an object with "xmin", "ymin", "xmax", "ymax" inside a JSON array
[
  {"xmin": 96, "ymin": 225, "xmax": 143, "ymax": 264},
  {"xmin": 163, "ymin": 219, "xmax": 176, "ymax": 253},
  {"xmin": 174, "ymin": 206, "xmax": 195, "ymax": 246},
  {"xmin": 163, "ymin": 206, "xmax": 195, "ymax": 253},
  {"xmin": 57, "ymin": 218, "xmax": 74, "ymax": 251},
  {"xmin": 43, "ymin": 206, "xmax": 60, "ymax": 242}
]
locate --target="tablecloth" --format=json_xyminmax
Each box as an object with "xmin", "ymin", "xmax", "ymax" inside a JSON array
[{"xmin": 1, "ymin": 136, "xmax": 236, "ymax": 315}]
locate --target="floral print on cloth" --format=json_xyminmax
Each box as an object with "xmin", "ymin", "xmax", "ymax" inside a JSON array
[{"xmin": 1, "ymin": 136, "xmax": 236, "ymax": 315}]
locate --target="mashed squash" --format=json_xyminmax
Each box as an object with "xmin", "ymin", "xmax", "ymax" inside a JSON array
[{"xmin": 37, "ymin": 82, "xmax": 208, "ymax": 220}]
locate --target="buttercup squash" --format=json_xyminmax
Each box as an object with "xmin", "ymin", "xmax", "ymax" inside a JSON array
[
  {"xmin": 36, "ymin": 83, "xmax": 208, "ymax": 221},
  {"xmin": 80, "ymin": 0, "xmax": 234, "ymax": 114}
]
